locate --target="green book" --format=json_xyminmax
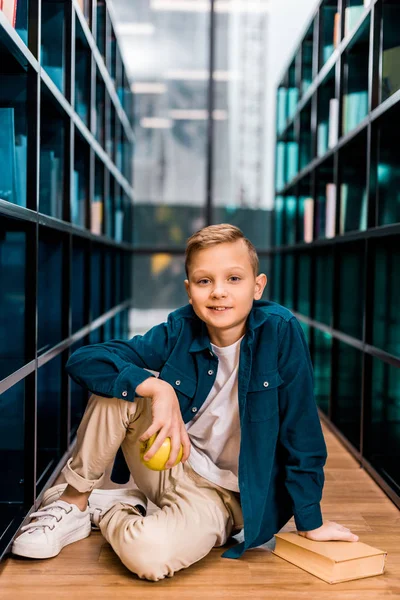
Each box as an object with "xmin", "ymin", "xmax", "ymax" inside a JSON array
[{"xmin": 0, "ymin": 108, "xmax": 17, "ymax": 204}]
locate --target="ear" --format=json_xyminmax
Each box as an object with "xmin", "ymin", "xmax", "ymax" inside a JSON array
[
  {"xmin": 184, "ymin": 279, "xmax": 192, "ymax": 304},
  {"xmin": 254, "ymin": 273, "xmax": 267, "ymax": 300}
]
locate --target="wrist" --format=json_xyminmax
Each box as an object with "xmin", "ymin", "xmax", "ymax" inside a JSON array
[{"xmin": 135, "ymin": 376, "xmax": 170, "ymax": 398}]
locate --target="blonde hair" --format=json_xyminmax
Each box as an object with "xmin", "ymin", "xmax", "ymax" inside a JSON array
[{"xmin": 185, "ymin": 224, "xmax": 259, "ymax": 279}]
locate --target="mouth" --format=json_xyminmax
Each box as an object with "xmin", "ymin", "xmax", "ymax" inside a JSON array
[{"xmin": 207, "ymin": 307, "xmax": 232, "ymax": 312}]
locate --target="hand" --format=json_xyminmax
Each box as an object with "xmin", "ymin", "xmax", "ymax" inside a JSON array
[
  {"xmin": 297, "ymin": 520, "xmax": 359, "ymax": 542},
  {"xmin": 137, "ymin": 378, "xmax": 191, "ymax": 469}
]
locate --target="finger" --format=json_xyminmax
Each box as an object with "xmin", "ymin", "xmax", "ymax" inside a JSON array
[
  {"xmin": 165, "ymin": 432, "xmax": 181, "ymax": 469},
  {"xmin": 180, "ymin": 430, "xmax": 191, "ymax": 462},
  {"xmin": 142, "ymin": 428, "xmax": 167, "ymax": 460},
  {"xmin": 139, "ymin": 422, "xmax": 162, "ymax": 443}
]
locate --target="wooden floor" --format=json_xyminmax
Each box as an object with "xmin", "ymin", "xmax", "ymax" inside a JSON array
[{"xmin": 1, "ymin": 422, "xmax": 399, "ymax": 599}]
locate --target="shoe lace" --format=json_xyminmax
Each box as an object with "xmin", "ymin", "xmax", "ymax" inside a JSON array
[{"xmin": 20, "ymin": 502, "xmax": 74, "ymax": 533}]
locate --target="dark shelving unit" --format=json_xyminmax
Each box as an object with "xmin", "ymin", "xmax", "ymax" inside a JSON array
[
  {"xmin": 0, "ymin": 0, "xmax": 134, "ymax": 558},
  {"xmin": 272, "ymin": 0, "xmax": 400, "ymax": 510}
]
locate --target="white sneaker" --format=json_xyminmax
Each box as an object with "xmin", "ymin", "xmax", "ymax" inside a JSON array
[
  {"xmin": 41, "ymin": 483, "xmax": 148, "ymax": 529},
  {"xmin": 11, "ymin": 500, "xmax": 91, "ymax": 559}
]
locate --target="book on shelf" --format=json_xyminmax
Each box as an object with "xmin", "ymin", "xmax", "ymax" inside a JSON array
[
  {"xmin": 304, "ymin": 197, "xmax": 314, "ymax": 243},
  {"xmin": 287, "ymin": 87, "xmax": 298, "ymax": 120},
  {"xmin": 91, "ymin": 200, "xmax": 103, "ymax": 235},
  {"xmin": 325, "ymin": 183, "xmax": 336, "ymax": 238},
  {"xmin": 328, "ymin": 98, "xmax": 339, "ymax": 148},
  {"xmin": 343, "ymin": 91, "xmax": 368, "ymax": 134},
  {"xmin": 277, "ymin": 88, "xmax": 287, "ymax": 135},
  {"xmin": 273, "ymin": 532, "xmax": 386, "ymax": 584},
  {"xmin": 286, "ymin": 142, "xmax": 298, "ymax": 183},
  {"xmin": 276, "ymin": 141, "xmax": 286, "ymax": 191},
  {"xmin": 0, "ymin": 108, "xmax": 17, "ymax": 204},
  {"xmin": 344, "ymin": 5, "xmax": 364, "ymax": 37},
  {"xmin": 114, "ymin": 209, "xmax": 124, "ymax": 243},
  {"xmin": 323, "ymin": 44, "xmax": 334, "ymax": 65},
  {"xmin": 0, "ymin": 0, "xmax": 17, "ymax": 27},
  {"xmin": 14, "ymin": 132, "xmax": 27, "ymax": 208},
  {"xmin": 317, "ymin": 122, "xmax": 328, "ymax": 157},
  {"xmin": 333, "ymin": 12, "xmax": 340, "ymax": 47}
]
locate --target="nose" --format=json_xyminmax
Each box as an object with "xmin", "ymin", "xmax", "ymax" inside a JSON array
[{"xmin": 211, "ymin": 285, "xmax": 228, "ymax": 298}]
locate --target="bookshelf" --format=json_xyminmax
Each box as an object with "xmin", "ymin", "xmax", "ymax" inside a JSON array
[
  {"xmin": 272, "ymin": 0, "xmax": 400, "ymax": 508},
  {"xmin": 0, "ymin": 0, "xmax": 134, "ymax": 557}
]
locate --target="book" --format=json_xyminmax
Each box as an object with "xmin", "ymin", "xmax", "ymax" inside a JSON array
[
  {"xmin": 286, "ymin": 141, "xmax": 298, "ymax": 183},
  {"xmin": 328, "ymin": 98, "xmax": 339, "ymax": 148},
  {"xmin": 287, "ymin": 87, "xmax": 298, "ymax": 120},
  {"xmin": 325, "ymin": 183, "xmax": 336, "ymax": 238},
  {"xmin": 333, "ymin": 12, "xmax": 340, "ymax": 47},
  {"xmin": 273, "ymin": 532, "xmax": 387, "ymax": 584},
  {"xmin": 14, "ymin": 132, "xmax": 27, "ymax": 207},
  {"xmin": 304, "ymin": 197, "xmax": 314, "ymax": 243},
  {"xmin": 343, "ymin": 91, "xmax": 368, "ymax": 134},
  {"xmin": 344, "ymin": 5, "xmax": 364, "ymax": 37},
  {"xmin": 115, "ymin": 209, "xmax": 124, "ymax": 242},
  {"xmin": 275, "ymin": 141, "xmax": 286, "ymax": 191},
  {"xmin": 277, "ymin": 87, "xmax": 287, "ymax": 135},
  {"xmin": 0, "ymin": 108, "xmax": 17, "ymax": 204},
  {"xmin": 91, "ymin": 200, "xmax": 103, "ymax": 235},
  {"xmin": 317, "ymin": 121, "xmax": 328, "ymax": 157},
  {"xmin": 1, "ymin": 0, "xmax": 17, "ymax": 27}
]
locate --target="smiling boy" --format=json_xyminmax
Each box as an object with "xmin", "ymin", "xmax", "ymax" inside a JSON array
[{"xmin": 12, "ymin": 224, "xmax": 358, "ymax": 579}]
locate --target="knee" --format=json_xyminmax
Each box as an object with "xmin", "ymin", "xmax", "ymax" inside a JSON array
[{"xmin": 118, "ymin": 528, "xmax": 173, "ymax": 582}]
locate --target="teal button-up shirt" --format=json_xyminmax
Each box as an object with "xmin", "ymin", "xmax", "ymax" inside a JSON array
[{"xmin": 66, "ymin": 299, "xmax": 327, "ymax": 560}]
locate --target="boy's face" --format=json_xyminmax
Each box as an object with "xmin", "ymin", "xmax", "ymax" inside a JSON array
[{"xmin": 184, "ymin": 240, "xmax": 267, "ymax": 344}]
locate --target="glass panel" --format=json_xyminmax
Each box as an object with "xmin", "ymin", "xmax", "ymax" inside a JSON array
[
  {"xmin": 338, "ymin": 242, "xmax": 365, "ymax": 339},
  {"xmin": 38, "ymin": 228, "xmax": 64, "ymax": 355},
  {"xmin": 41, "ymin": 1, "xmax": 66, "ymax": 93},
  {"xmin": 299, "ymin": 100, "xmax": 312, "ymax": 170},
  {"xmin": 37, "ymin": 355, "xmax": 62, "ymax": 493},
  {"xmin": 333, "ymin": 341, "xmax": 362, "ymax": 450},
  {"xmin": 338, "ymin": 129, "xmax": 367, "ymax": 233},
  {"xmin": 320, "ymin": 1, "xmax": 337, "ymax": 67},
  {"xmin": 301, "ymin": 22, "xmax": 314, "ymax": 96},
  {"xmin": 39, "ymin": 89, "xmax": 65, "ymax": 220},
  {"xmin": 375, "ymin": 110, "xmax": 400, "ymax": 226},
  {"xmin": 0, "ymin": 74, "xmax": 28, "ymax": 208},
  {"xmin": 315, "ymin": 156, "xmax": 335, "ymax": 240},
  {"xmin": 0, "ymin": 379, "xmax": 25, "ymax": 535},
  {"xmin": 0, "ymin": 225, "xmax": 26, "ymax": 380},
  {"xmin": 372, "ymin": 238, "xmax": 400, "ymax": 358},
  {"xmin": 365, "ymin": 358, "xmax": 400, "ymax": 491},
  {"xmin": 342, "ymin": 15, "xmax": 370, "ymax": 136},
  {"xmin": 132, "ymin": 254, "xmax": 188, "ymax": 310},
  {"xmin": 283, "ymin": 253, "xmax": 295, "ymax": 310},
  {"xmin": 70, "ymin": 338, "xmax": 89, "ymax": 441},
  {"xmin": 72, "ymin": 131, "xmax": 89, "ymax": 228},
  {"xmin": 298, "ymin": 252, "xmax": 311, "ymax": 316},
  {"xmin": 75, "ymin": 17, "xmax": 91, "ymax": 127},
  {"xmin": 313, "ymin": 328, "xmax": 332, "ymax": 415},
  {"xmin": 71, "ymin": 238, "xmax": 86, "ymax": 333},
  {"xmin": 315, "ymin": 250, "xmax": 333, "ymax": 325},
  {"xmin": 381, "ymin": 2, "xmax": 400, "ymax": 103}
]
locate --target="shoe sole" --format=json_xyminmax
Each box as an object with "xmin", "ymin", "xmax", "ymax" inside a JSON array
[{"xmin": 11, "ymin": 522, "xmax": 92, "ymax": 559}]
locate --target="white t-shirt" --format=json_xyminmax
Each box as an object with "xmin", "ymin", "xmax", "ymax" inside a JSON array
[{"xmin": 185, "ymin": 334, "xmax": 244, "ymax": 492}]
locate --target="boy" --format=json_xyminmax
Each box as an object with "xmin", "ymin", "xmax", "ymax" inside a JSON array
[{"xmin": 12, "ymin": 224, "xmax": 358, "ymax": 580}]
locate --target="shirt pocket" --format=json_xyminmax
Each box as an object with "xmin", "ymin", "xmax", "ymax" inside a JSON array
[
  {"xmin": 247, "ymin": 369, "xmax": 283, "ymax": 422},
  {"xmin": 159, "ymin": 362, "xmax": 197, "ymax": 399}
]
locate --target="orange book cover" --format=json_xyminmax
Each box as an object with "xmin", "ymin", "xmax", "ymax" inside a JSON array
[{"xmin": 1, "ymin": 0, "xmax": 17, "ymax": 27}]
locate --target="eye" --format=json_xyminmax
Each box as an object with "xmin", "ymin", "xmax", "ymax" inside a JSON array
[
  {"xmin": 198, "ymin": 279, "xmax": 209, "ymax": 284},
  {"xmin": 230, "ymin": 276, "xmax": 241, "ymax": 282}
]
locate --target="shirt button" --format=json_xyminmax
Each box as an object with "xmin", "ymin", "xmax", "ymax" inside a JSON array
[
  {"xmin": 263, "ymin": 381, "xmax": 269, "ymax": 388},
  {"xmin": 175, "ymin": 380, "xmax": 181, "ymax": 385},
  {"xmin": 191, "ymin": 407, "xmax": 197, "ymax": 413},
  {"xmin": 208, "ymin": 370, "xmax": 214, "ymax": 375},
  {"xmin": 122, "ymin": 391, "xmax": 128, "ymax": 397}
]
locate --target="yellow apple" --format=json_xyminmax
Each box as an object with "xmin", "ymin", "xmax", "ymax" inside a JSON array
[{"xmin": 139, "ymin": 432, "xmax": 184, "ymax": 471}]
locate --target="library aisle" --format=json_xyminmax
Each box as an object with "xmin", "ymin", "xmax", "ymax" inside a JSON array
[{"xmin": 1, "ymin": 421, "xmax": 399, "ymax": 599}]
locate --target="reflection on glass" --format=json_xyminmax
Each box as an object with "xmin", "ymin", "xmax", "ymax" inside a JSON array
[
  {"xmin": 338, "ymin": 243, "xmax": 364, "ymax": 339},
  {"xmin": 372, "ymin": 239, "xmax": 400, "ymax": 357},
  {"xmin": 333, "ymin": 341, "xmax": 362, "ymax": 450},
  {"xmin": 313, "ymin": 329, "xmax": 332, "ymax": 415},
  {"xmin": 315, "ymin": 250, "xmax": 333, "ymax": 325},
  {"xmin": 0, "ymin": 227, "xmax": 26, "ymax": 380},
  {"xmin": 381, "ymin": 4, "xmax": 400, "ymax": 103},
  {"xmin": 0, "ymin": 380, "xmax": 25, "ymax": 532},
  {"xmin": 364, "ymin": 358, "xmax": 400, "ymax": 490},
  {"xmin": 37, "ymin": 355, "xmax": 62, "ymax": 493},
  {"xmin": 38, "ymin": 230, "xmax": 63, "ymax": 355}
]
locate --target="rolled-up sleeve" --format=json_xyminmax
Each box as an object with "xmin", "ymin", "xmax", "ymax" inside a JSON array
[
  {"xmin": 277, "ymin": 316, "xmax": 328, "ymax": 532},
  {"xmin": 65, "ymin": 314, "xmax": 182, "ymax": 402}
]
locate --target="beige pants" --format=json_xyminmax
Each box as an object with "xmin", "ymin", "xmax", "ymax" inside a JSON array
[{"xmin": 61, "ymin": 393, "xmax": 244, "ymax": 581}]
